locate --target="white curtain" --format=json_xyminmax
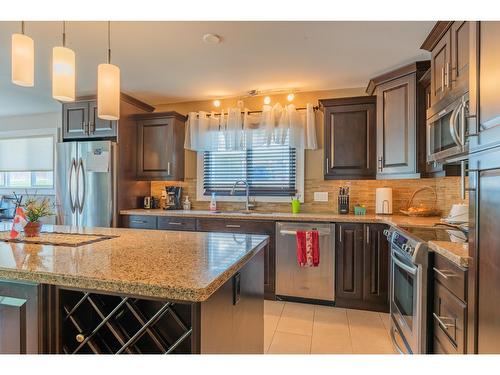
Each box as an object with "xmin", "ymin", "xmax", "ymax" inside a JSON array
[{"xmin": 184, "ymin": 102, "xmax": 317, "ymax": 151}]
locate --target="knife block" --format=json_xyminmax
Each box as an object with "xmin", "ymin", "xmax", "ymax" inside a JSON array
[{"xmin": 338, "ymin": 195, "xmax": 349, "ymax": 215}]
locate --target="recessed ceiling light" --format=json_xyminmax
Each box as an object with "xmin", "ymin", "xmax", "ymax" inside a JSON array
[{"xmin": 203, "ymin": 33, "xmax": 222, "ymax": 45}]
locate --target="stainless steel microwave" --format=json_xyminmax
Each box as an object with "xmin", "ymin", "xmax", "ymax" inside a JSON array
[{"xmin": 427, "ymin": 93, "xmax": 469, "ymax": 163}]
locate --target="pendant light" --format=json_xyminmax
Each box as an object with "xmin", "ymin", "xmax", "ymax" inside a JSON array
[
  {"xmin": 52, "ymin": 21, "xmax": 76, "ymax": 102},
  {"xmin": 11, "ymin": 21, "xmax": 34, "ymax": 87},
  {"xmin": 97, "ymin": 21, "xmax": 120, "ymax": 120}
]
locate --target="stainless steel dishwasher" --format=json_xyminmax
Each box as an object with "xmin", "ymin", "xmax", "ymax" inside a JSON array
[{"xmin": 276, "ymin": 222, "xmax": 335, "ymax": 303}]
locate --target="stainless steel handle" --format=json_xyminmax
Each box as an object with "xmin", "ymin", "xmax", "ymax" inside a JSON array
[
  {"xmin": 378, "ymin": 157, "xmax": 383, "ymax": 172},
  {"xmin": 433, "ymin": 267, "xmax": 454, "ymax": 279},
  {"xmin": 167, "ymin": 162, "xmax": 171, "ymax": 176},
  {"xmin": 390, "ymin": 327, "xmax": 406, "ymax": 355},
  {"xmin": 433, "ymin": 312, "xmax": 455, "ymax": 330},
  {"xmin": 226, "ymin": 224, "xmax": 241, "ymax": 228},
  {"xmin": 366, "ymin": 225, "xmax": 370, "ymax": 244},
  {"xmin": 89, "ymin": 122, "xmax": 96, "ymax": 134},
  {"xmin": 325, "ymin": 157, "xmax": 329, "ymax": 171},
  {"xmin": 445, "ymin": 62, "xmax": 450, "ymax": 88},
  {"xmin": 460, "ymin": 160, "xmax": 466, "ymax": 200},
  {"xmin": 168, "ymin": 222, "xmax": 183, "ymax": 226},
  {"xmin": 83, "ymin": 122, "xmax": 90, "ymax": 135},
  {"xmin": 131, "ymin": 220, "xmax": 147, "ymax": 224},
  {"xmin": 280, "ymin": 229, "xmax": 331, "ymax": 236},
  {"xmin": 460, "ymin": 99, "xmax": 467, "ymax": 145},
  {"xmin": 68, "ymin": 158, "xmax": 77, "ymax": 214},
  {"xmin": 392, "ymin": 251, "xmax": 417, "ymax": 275},
  {"xmin": 449, "ymin": 102, "xmax": 463, "ymax": 147},
  {"xmin": 339, "ymin": 225, "xmax": 342, "ymax": 242},
  {"xmin": 441, "ymin": 67, "xmax": 445, "ymax": 92},
  {"xmin": 77, "ymin": 158, "xmax": 86, "ymax": 214}
]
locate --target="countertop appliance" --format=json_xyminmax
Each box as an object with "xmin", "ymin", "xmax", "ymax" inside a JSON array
[
  {"xmin": 276, "ymin": 222, "xmax": 335, "ymax": 303},
  {"xmin": 164, "ymin": 186, "xmax": 182, "ymax": 210},
  {"xmin": 375, "ymin": 187, "xmax": 393, "ymax": 214},
  {"xmin": 427, "ymin": 93, "xmax": 469, "ymax": 163},
  {"xmin": 56, "ymin": 139, "xmax": 149, "ymax": 228},
  {"xmin": 384, "ymin": 226, "xmax": 429, "ymax": 354}
]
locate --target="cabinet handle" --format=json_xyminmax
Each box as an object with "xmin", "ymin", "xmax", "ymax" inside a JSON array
[
  {"xmin": 90, "ymin": 122, "xmax": 95, "ymax": 134},
  {"xmin": 441, "ymin": 67, "xmax": 445, "ymax": 92},
  {"xmin": 433, "ymin": 267, "xmax": 454, "ymax": 279},
  {"xmin": 339, "ymin": 225, "xmax": 342, "ymax": 242},
  {"xmin": 378, "ymin": 157, "xmax": 383, "ymax": 172},
  {"xmin": 433, "ymin": 312, "xmax": 455, "ymax": 330},
  {"xmin": 167, "ymin": 162, "xmax": 171, "ymax": 176},
  {"xmin": 445, "ymin": 62, "xmax": 450, "ymax": 88},
  {"xmin": 226, "ymin": 224, "xmax": 241, "ymax": 228},
  {"xmin": 131, "ymin": 220, "xmax": 147, "ymax": 224},
  {"xmin": 326, "ymin": 157, "xmax": 329, "ymax": 170},
  {"xmin": 168, "ymin": 222, "xmax": 183, "ymax": 226},
  {"xmin": 366, "ymin": 225, "xmax": 370, "ymax": 244},
  {"xmin": 83, "ymin": 122, "xmax": 89, "ymax": 135}
]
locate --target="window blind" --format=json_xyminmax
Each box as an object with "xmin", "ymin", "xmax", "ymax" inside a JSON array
[
  {"xmin": 0, "ymin": 136, "xmax": 54, "ymax": 172},
  {"xmin": 203, "ymin": 144, "xmax": 297, "ymax": 196}
]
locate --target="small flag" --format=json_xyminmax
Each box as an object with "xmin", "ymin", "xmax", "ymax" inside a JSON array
[{"xmin": 10, "ymin": 207, "xmax": 28, "ymax": 239}]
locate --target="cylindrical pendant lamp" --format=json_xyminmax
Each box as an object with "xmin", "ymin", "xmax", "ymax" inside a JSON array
[
  {"xmin": 52, "ymin": 22, "xmax": 76, "ymax": 102},
  {"xmin": 12, "ymin": 22, "xmax": 34, "ymax": 87},
  {"xmin": 97, "ymin": 21, "xmax": 120, "ymax": 120}
]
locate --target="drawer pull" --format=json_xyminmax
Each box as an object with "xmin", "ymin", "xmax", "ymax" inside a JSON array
[
  {"xmin": 432, "ymin": 312, "xmax": 455, "ymax": 330},
  {"xmin": 168, "ymin": 222, "xmax": 183, "ymax": 226},
  {"xmin": 226, "ymin": 224, "xmax": 241, "ymax": 228},
  {"xmin": 131, "ymin": 220, "xmax": 147, "ymax": 224},
  {"xmin": 433, "ymin": 267, "xmax": 454, "ymax": 279}
]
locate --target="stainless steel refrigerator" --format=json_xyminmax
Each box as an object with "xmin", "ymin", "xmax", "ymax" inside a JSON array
[{"xmin": 56, "ymin": 140, "xmax": 117, "ymax": 228}]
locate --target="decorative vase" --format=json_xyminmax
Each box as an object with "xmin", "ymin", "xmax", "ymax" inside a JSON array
[{"xmin": 24, "ymin": 221, "xmax": 42, "ymax": 237}]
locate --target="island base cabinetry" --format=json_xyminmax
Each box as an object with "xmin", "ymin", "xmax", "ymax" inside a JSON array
[{"xmin": 52, "ymin": 249, "xmax": 264, "ymax": 354}]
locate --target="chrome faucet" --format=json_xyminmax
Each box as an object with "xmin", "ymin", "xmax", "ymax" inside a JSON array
[{"xmin": 230, "ymin": 180, "xmax": 255, "ymax": 211}]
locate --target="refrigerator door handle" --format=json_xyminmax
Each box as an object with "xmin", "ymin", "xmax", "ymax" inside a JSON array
[
  {"xmin": 77, "ymin": 158, "xmax": 86, "ymax": 214},
  {"xmin": 69, "ymin": 158, "xmax": 77, "ymax": 213}
]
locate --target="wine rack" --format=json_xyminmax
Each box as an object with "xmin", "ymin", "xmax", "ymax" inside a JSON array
[{"xmin": 59, "ymin": 289, "xmax": 193, "ymax": 354}]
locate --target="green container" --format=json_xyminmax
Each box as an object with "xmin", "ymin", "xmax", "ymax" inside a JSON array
[
  {"xmin": 291, "ymin": 199, "xmax": 301, "ymax": 214},
  {"xmin": 354, "ymin": 206, "xmax": 367, "ymax": 215}
]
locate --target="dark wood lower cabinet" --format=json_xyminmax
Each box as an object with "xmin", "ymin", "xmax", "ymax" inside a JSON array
[
  {"xmin": 335, "ymin": 223, "xmax": 389, "ymax": 312},
  {"xmin": 0, "ymin": 280, "xmax": 44, "ymax": 354}
]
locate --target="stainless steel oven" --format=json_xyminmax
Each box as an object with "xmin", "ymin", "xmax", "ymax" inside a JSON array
[
  {"xmin": 385, "ymin": 227, "xmax": 429, "ymax": 354},
  {"xmin": 427, "ymin": 93, "xmax": 469, "ymax": 163}
]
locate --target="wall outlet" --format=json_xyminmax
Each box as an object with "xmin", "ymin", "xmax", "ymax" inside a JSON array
[{"xmin": 314, "ymin": 192, "xmax": 329, "ymax": 202}]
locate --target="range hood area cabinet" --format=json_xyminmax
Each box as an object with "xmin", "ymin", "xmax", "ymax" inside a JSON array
[
  {"xmin": 320, "ymin": 96, "xmax": 377, "ymax": 180},
  {"xmin": 366, "ymin": 61, "xmax": 430, "ymax": 179},
  {"xmin": 62, "ymin": 94, "xmax": 155, "ymax": 140},
  {"xmin": 421, "ymin": 21, "xmax": 470, "ymax": 110},
  {"xmin": 134, "ymin": 112, "xmax": 186, "ymax": 181}
]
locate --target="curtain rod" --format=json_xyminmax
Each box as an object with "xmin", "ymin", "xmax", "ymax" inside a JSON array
[{"xmin": 189, "ymin": 105, "xmax": 320, "ymax": 118}]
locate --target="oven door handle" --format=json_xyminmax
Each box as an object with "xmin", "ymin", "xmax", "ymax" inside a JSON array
[{"xmin": 392, "ymin": 251, "xmax": 417, "ymax": 275}]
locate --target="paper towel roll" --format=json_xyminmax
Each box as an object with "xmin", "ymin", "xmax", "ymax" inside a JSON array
[{"xmin": 376, "ymin": 187, "xmax": 393, "ymax": 214}]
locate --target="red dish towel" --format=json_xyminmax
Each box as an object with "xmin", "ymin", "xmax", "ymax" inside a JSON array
[{"xmin": 296, "ymin": 230, "xmax": 320, "ymax": 267}]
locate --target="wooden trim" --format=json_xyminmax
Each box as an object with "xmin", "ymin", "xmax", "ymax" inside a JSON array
[
  {"xmin": 419, "ymin": 68, "xmax": 431, "ymax": 85},
  {"xmin": 420, "ymin": 21, "xmax": 454, "ymax": 51},
  {"xmin": 366, "ymin": 61, "xmax": 430, "ymax": 95},
  {"xmin": 319, "ymin": 95, "xmax": 376, "ymax": 108},
  {"xmin": 75, "ymin": 93, "xmax": 155, "ymax": 113},
  {"xmin": 132, "ymin": 111, "xmax": 187, "ymax": 122}
]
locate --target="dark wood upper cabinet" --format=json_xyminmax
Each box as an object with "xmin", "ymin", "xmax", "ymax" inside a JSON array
[
  {"xmin": 135, "ymin": 112, "xmax": 186, "ymax": 181},
  {"xmin": 0, "ymin": 280, "xmax": 42, "ymax": 354},
  {"xmin": 320, "ymin": 96, "xmax": 376, "ymax": 180},
  {"xmin": 430, "ymin": 30, "xmax": 451, "ymax": 107},
  {"xmin": 468, "ymin": 21, "xmax": 500, "ymax": 152},
  {"xmin": 451, "ymin": 21, "xmax": 469, "ymax": 93},
  {"xmin": 62, "ymin": 94, "xmax": 154, "ymax": 141},
  {"xmin": 367, "ymin": 61, "xmax": 430, "ymax": 179}
]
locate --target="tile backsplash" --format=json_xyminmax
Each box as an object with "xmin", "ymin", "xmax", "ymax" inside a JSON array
[{"xmin": 151, "ymin": 176, "xmax": 466, "ymax": 216}]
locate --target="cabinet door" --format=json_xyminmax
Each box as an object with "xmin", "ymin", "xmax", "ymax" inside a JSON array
[
  {"xmin": 450, "ymin": 21, "xmax": 469, "ymax": 93},
  {"xmin": 137, "ymin": 118, "xmax": 174, "ymax": 180},
  {"xmin": 376, "ymin": 74, "xmax": 418, "ymax": 177},
  {"xmin": 324, "ymin": 102, "xmax": 376, "ymax": 179},
  {"xmin": 62, "ymin": 101, "xmax": 89, "ymax": 140},
  {"xmin": 88, "ymin": 100, "xmax": 117, "ymax": 138},
  {"xmin": 469, "ymin": 21, "xmax": 500, "ymax": 152},
  {"xmin": 335, "ymin": 223, "xmax": 364, "ymax": 306},
  {"xmin": 362, "ymin": 224, "xmax": 389, "ymax": 312},
  {"xmin": 0, "ymin": 280, "xmax": 41, "ymax": 354},
  {"xmin": 430, "ymin": 29, "xmax": 451, "ymax": 107},
  {"xmin": 121, "ymin": 215, "xmax": 157, "ymax": 229}
]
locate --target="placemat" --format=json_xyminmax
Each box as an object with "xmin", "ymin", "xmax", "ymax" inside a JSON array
[{"xmin": 0, "ymin": 231, "xmax": 118, "ymax": 247}]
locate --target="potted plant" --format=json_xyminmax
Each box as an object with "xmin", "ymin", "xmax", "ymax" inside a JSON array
[{"xmin": 23, "ymin": 197, "xmax": 54, "ymax": 237}]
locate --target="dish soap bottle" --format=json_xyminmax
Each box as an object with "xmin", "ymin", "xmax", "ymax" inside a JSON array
[
  {"xmin": 183, "ymin": 196, "xmax": 191, "ymax": 211},
  {"xmin": 209, "ymin": 193, "xmax": 217, "ymax": 212}
]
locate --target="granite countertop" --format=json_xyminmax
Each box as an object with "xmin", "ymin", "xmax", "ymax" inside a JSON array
[
  {"xmin": 120, "ymin": 208, "xmax": 442, "ymax": 228},
  {"xmin": 428, "ymin": 241, "xmax": 469, "ymax": 268},
  {"xmin": 0, "ymin": 223, "xmax": 268, "ymax": 302}
]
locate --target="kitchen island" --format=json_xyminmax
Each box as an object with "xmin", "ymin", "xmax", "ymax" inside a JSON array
[{"xmin": 0, "ymin": 223, "xmax": 268, "ymax": 354}]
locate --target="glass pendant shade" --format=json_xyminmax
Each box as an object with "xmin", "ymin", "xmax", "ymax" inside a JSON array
[
  {"xmin": 11, "ymin": 33, "xmax": 34, "ymax": 87},
  {"xmin": 52, "ymin": 46, "xmax": 76, "ymax": 102},
  {"xmin": 97, "ymin": 63, "xmax": 120, "ymax": 120}
]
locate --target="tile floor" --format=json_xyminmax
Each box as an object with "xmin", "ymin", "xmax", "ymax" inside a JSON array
[{"xmin": 264, "ymin": 300, "xmax": 396, "ymax": 354}]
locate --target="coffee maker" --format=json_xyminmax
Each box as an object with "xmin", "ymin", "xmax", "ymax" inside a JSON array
[{"xmin": 164, "ymin": 186, "xmax": 182, "ymax": 210}]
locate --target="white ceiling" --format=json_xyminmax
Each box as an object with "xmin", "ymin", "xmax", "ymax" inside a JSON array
[{"xmin": 0, "ymin": 21, "xmax": 434, "ymax": 117}]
